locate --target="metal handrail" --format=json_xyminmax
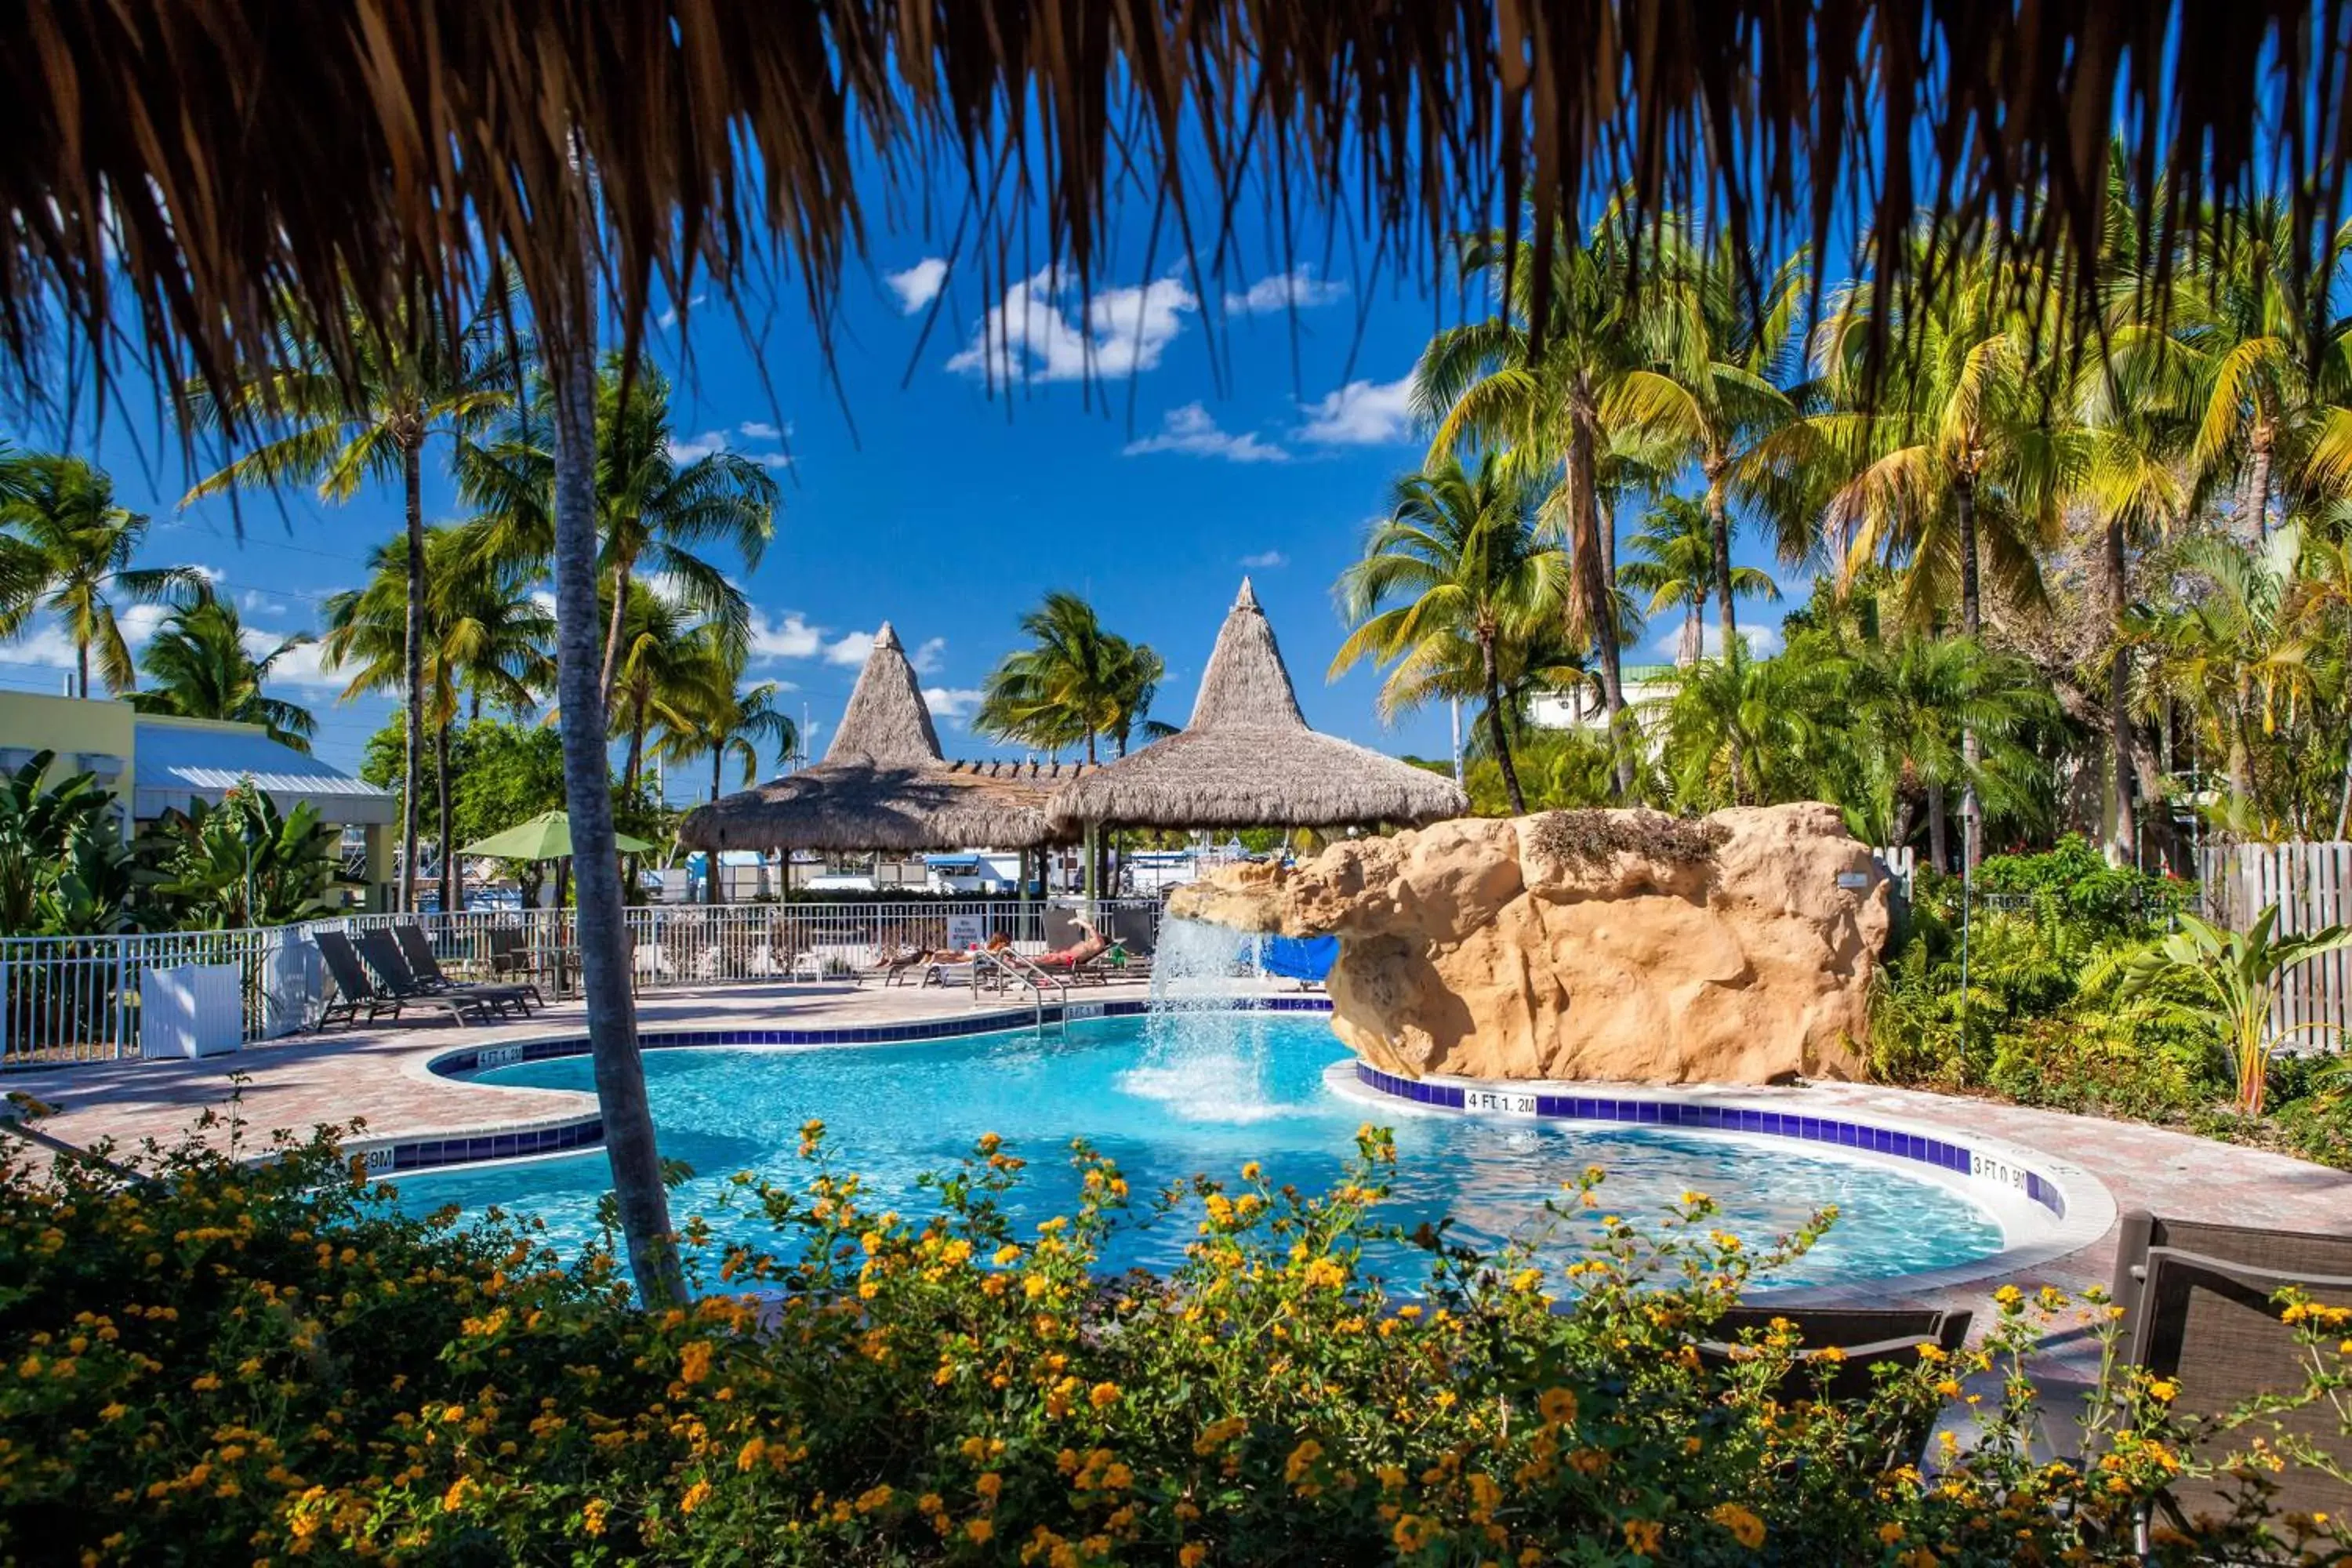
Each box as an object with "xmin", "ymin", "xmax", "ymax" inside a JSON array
[{"xmin": 968, "ymin": 947, "xmax": 1069, "ymax": 1030}]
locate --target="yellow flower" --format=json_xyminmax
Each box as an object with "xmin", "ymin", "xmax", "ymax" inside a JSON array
[
  {"xmin": 191, "ymin": 1374, "xmax": 220, "ymax": 1392},
  {"xmin": 964, "ymin": 1518, "xmax": 994, "ymax": 1544},
  {"xmin": 1302, "ymin": 1258, "xmax": 1347, "ymax": 1290},
  {"xmin": 1089, "ymin": 1381, "xmax": 1121, "ymax": 1409},
  {"xmin": 1708, "ymin": 1502, "xmax": 1766, "ymax": 1549},
  {"xmin": 1178, "ymin": 1546, "xmax": 1208, "ymax": 1568},
  {"xmin": 680, "ymin": 1479, "xmax": 713, "ymax": 1515},
  {"xmin": 737, "ymin": 1437, "xmax": 768, "ymax": 1472},
  {"xmin": 678, "ymin": 1341, "xmax": 714, "ymax": 1385},
  {"xmin": 1241, "ymin": 1162, "xmax": 1262, "ymax": 1181},
  {"xmin": 1284, "ymin": 1439, "xmax": 1323, "ymax": 1483},
  {"xmin": 975, "ymin": 1471, "xmax": 1004, "ymax": 1504},
  {"xmin": 1878, "ymin": 1522, "xmax": 1906, "ymax": 1545},
  {"xmin": 1623, "ymin": 1519, "xmax": 1663, "ymax": 1556},
  {"xmin": 2147, "ymin": 1378, "xmax": 2179, "ymax": 1403},
  {"xmin": 1536, "ymin": 1387, "xmax": 1578, "ymax": 1425},
  {"xmin": 1994, "ymin": 1285, "xmax": 2024, "ymax": 1312},
  {"xmin": 582, "ymin": 1499, "xmax": 608, "ymax": 1537},
  {"xmin": 1897, "ymin": 1551, "xmax": 1939, "ymax": 1568},
  {"xmin": 441, "ymin": 1477, "xmax": 476, "ymax": 1513}
]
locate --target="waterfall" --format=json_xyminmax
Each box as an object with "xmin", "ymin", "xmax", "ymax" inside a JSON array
[{"xmin": 1116, "ymin": 916, "xmax": 1283, "ymax": 1122}]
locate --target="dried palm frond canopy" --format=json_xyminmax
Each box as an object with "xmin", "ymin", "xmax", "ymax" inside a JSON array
[
  {"xmin": 679, "ymin": 623, "xmax": 1085, "ymax": 852},
  {"xmin": 1048, "ymin": 581, "xmax": 1468, "ymax": 831},
  {"xmin": 5, "ymin": 3, "xmax": 2347, "ymax": 414}
]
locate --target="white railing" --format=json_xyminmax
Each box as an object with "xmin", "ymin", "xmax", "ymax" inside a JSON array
[{"xmin": 0, "ymin": 898, "xmax": 1164, "ymax": 1070}]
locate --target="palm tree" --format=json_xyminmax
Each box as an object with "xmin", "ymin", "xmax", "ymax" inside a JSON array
[
  {"xmin": 1413, "ymin": 209, "xmax": 1683, "ymax": 797},
  {"xmin": 458, "ymin": 358, "xmax": 778, "ymax": 704},
  {"xmin": 652, "ymin": 632, "xmax": 797, "ymax": 906},
  {"xmin": 1330, "ymin": 454, "xmax": 1563, "ymax": 814},
  {"xmin": 1841, "ymin": 634, "xmax": 2056, "ymax": 868},
  {"xmin": 1098, "ymin": 636, "xmax": 1172, "ymax": 757},
  {"xmin": 183, "ymin": 289, "xmax": 517, "ymax": 910},
  {"xmin": 1616, "ymin": 496, "xmax": 1780, "ymax": 667},
  {"xmin": 0, "ymin": 454, "xmax": 201, "ymax": 696},
  {"xmin": 1642, "ymin": 227, "xmax": 1806, "ymax": 655},
  {"xmin": 1652, "ymin": 643, "xmax": 1833, "ymax": 810},
  {"xmin": 322, "ymin": 527, "xmax": 555, "ymax": 909},
  {"xmin": 125, "ymin": 589, "xmax": 316, "ymax": 750},
  {"xmin": 601, "ymin": 582, "xmax": 710, "ymax": 799},
  {"xmin": 975, "ymin": 591, "xmax": 1162, "ymax": 764},
  {"xmin": 1776, "ymin": 234, "xmax": 2082, "ymax": 866}
]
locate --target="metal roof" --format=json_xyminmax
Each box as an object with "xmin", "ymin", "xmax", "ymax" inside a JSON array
[{"xmin": 132, "ymin": 720, "xmax": 397, "ymax": 826}]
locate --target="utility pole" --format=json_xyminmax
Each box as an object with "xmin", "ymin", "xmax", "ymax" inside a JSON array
[{"xmin": 1450, "ymin": 697, "xmax": 1464, "ymax": 786}]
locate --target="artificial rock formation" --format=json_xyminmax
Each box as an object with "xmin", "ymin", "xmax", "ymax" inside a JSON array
[{"xmin": 1169, "ymin": 804, "xmax": 1888, "ymax": 1084}]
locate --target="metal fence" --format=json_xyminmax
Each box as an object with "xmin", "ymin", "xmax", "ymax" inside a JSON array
[
  {"xmin": 2198, "ymin": 841, "xmax": 2352, "ymax": 1043},
  {"xmin": 0, "ymin": 897, "xmax": 1166, "ymax": 1070}
]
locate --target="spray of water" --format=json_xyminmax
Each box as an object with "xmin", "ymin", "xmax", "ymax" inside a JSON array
[{"xmin": 1116, "ymin": 916, "xmax": 1287, "ymax": 1122}]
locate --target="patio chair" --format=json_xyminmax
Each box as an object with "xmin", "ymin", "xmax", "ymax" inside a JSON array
[
  {"xmin": 394, "ymin": 923, "xmax": 543, "ymax": 1012},
  {"xmin": 314, "ymin": 931, "xmax": 503, "ymax": 1029},
  {"xmin": 356, "ymin": 929, "xmax": 531, "ymax": 1021},
  {"xmin": 2110, "ymin": 1211, "xmax": 2352, "ymax": 1526},
  {"xmin": 1697, "ymin": 1306, "xmax": 1973, "ymax": 1466}
]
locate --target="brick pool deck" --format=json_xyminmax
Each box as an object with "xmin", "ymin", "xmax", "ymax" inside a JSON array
[{"xmin": 10, "ymin": 981, "xmax": 2350, "ymax": 1418}]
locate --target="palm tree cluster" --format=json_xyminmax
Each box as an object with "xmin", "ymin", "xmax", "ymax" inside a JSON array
[{"xmin": 1341, "ymin": 179, "xmax": 2352, "ymax": 870}]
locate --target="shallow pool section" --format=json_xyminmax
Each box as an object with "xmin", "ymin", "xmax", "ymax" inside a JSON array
[{"xmin": 392, "ymin": 1012, "xmax": 2006, "ymax": 1289}]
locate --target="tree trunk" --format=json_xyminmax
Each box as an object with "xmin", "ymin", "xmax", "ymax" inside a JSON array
[
  {"xmin": 1955, "ymin": 470, "xmax": 1984, "ymax": 870},
  {"xmin": 549, "ymin": 178, "xmax": 682, "ymax": 1306},
  {"xmin": 1676, "ymin": 601, "xmax": 1700, "ymax": 668},
  {"xmin": 705, "ymin": 750, "xmax": 724, "ymax": 906},
  {"xmin": 2245, "ymin": 416, "xmax": 2274, "ymax": 543},
  {"xmin": 599, "ymin": 562, "xmax": 632, "ymax": 710},
  {"xmin": 1704, "ymin": 457, "xmax": 1739, "ymax": 656},
  {"xmin": 1570, "ymin": 392, "xmax": 1635, "ymax": 797},
  {"xmin": 76, "ymin": 639, "xmax": 89, "ymax": 701},
  {"xmin": 401, "ymin": 437, "xmax": 426, "ymax": 915},
  {"xmin": 1926, "ymin": 782, "xmax": 1950, "ymax": 874},
  {"xmin": 2104, "ymin": 515, "xmax": 2139, "ymax": 866},
  {"xmin": 436, "ymin": 717, "xmax": 459, "ymax": 913},
  {"xmin": 1482, "ymin": 633, "xmax": 1526, "ymax": 815}
]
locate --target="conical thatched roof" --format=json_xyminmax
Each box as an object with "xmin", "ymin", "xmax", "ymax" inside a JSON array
[
  {"xmin": 1046, "ymin": 580, "xmax": 1467, "ymax": 831},
  {"xmin": 680, "ymin": 623, "xmax": 1083, "ymax": 852}
]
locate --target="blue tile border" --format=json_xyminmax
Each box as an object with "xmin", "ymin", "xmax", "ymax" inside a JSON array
[{"xmin": 1350, "ymin": 1062, "xmax": 2068, "ymax": 1220}]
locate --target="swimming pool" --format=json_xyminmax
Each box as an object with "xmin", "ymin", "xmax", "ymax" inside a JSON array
[{"xmin": 392, "ymin": 1009, "xmax": 2014, "ymax": 1290}]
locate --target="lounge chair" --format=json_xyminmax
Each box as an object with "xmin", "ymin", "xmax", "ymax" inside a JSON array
[
  {"xmin": 314, "ymin": 931, "xmax": 503, "ymax": 1029},
  {"xmin": 2110, "ymin": 1211, "xmax": 2352, "ymax": 1526},
  {"xmin": 394, "ymin": 923, "xmax": 543, "ymax": 1012},
  {"xmin": 1698, "ymin": 1306, "xmax": 1973, "ymax": 1466},
  {"xmin": 356, "ymin": 930, "xmax": 531, "ymax": 1021}
]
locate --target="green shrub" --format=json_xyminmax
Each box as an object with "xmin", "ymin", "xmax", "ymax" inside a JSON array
[{"xmin": 2, "ymin": 1112, "xmax": 2347, "ymax": 1565}]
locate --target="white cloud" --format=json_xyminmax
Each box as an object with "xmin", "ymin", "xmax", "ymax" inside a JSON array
[
  {"xmin": 190, "ymin": 564, "xmax": 225, "ymax": 585},
  {"xmin": 922, "ymin": 687, "xmax": 985, "ymax": 723},
  {"xmin": 666, "ymin": 430, "xmax": 729, "ymax": 463},
  {"xmin": 3, "ymin": 602, "xmax": 176, "ymax": 675},
  {"xmin": 1239, "ymin": 550, "xmax": 1289, "ymax": 569},
  {"xmin": 738, "ymin": 420, "xmax": 784, "ymax": 441},
  {"xmin": 750, "ymin": 452, "xmax": 792, "ymax": 470},
  {"xmin": 1295, "ymin": 375, "xmax": 1416, "ymax": 446},
  {"xmin": 885, "ymin": 257, "xmax": 949, "ymax": 314},
  {"xmin": 946, "ymin": 269, "xmax": 1197, "ymax": 383},
  {"xmin": 237, "ymin": 588, "xmax": 286, "ymax": 616},
  {"xmin": 1225, "ymin": 264, "xmax": 1348, "ymax": 315},
  {"xmin": 747, "ymin": 609, "xmax": 825, "ymax": 662},
  {"xmin": 823, "ymin": 630, "xmax": 875, "ymax": 668},
  {"xmin": 909, "ymin": 636, "xmax": 946, "ymax": 675},
  {"xmin": 655, "ymin": 292, "xmax": 707, "ymax": 332},
  {"xmin": 249, "ymin": 634, "xmax": 347, "ymax": 693},
  {"xmin": 1122, "ymin": 403, "xmax": 1288, "ymax": 463}
]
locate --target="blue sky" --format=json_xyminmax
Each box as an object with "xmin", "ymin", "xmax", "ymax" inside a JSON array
[{"xmin": 0, "ymin": 230, "xmax": 1790, "ymax": 800}]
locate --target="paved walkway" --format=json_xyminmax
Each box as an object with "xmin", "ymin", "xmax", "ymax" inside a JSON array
[{"xmin": 12, "ymin": 980, "xmax": 2350, "ymax": 1417}]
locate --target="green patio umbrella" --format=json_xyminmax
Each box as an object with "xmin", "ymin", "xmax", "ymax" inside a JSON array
[{"xmin": 459, "ymin": 810, "xmax": 653, "ymax": 861}]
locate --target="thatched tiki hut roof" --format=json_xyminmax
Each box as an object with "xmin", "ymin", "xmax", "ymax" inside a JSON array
[
  {"xmin": 1047, "ymin": 581, "xmax": 1467, "ymax": 832},
  {"xmin": 679, "ymin": 623, "xmax": 1084, "ymax": 852}
]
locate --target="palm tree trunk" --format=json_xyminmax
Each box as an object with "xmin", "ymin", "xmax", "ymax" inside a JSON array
[
  {"xmin": 436, "ymin": 717, "xmax": 459, "ymax": 913},
  {"xmin": 599, "ymin": 562, "xmax": 632, "ymax": 709},
  {"xmin": 401, "ymin": 437, "xmax": 426, "ymax": 915},
  {"xmin": 1570, "ymin": 393, "xmax": 1635, "ymax": 797},
  {"xmin": 1677, "ymin": 601, "xmax": 1700, "ymax": 668},
  {"xmin": 706, "ymin": 749, "xmax": 725, "ymax": 906},
  {"xmin": 1926, "ymin": 782, "xmax": 1950, "ymax": 873},
  {"xmin": 1955, "ymin": 470, "xmax": 1984, "ymax": 871},
  {"xmin": 549, "ymin": 185, "xmax": 681, "ymax": 1305},
  {"xmin": 2104, "ymin": 516, "xmax": 2139, "ymax": 866},
  {"xmin": 1482, "ymin": 633, "xmax": 1526, "ymax": 815},
  {"xmin": 75, "ymin": 637, "xmax": 89, "ymax": 702},
  {"xmin": 2245, "ymin": 416, "xmax": 2274, "ymax": 543},
  {"xmin": 1705, "ymin": 459, "xmax": 1739, "ymax": 655}
]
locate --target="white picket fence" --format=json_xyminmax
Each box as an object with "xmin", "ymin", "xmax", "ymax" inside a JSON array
[
  {"xmin": 2198, "ymin": 842, "xmax": 2352, "ymax": 1047},
  {"xmin": 0, "ymin": 898, "xmax": 1164, "ymax": 1070}
]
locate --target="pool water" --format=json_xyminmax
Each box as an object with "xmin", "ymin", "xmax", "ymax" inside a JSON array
[{"xmin": 390, "ymin": 1012, "xmax": 2005, "ymax": 1290}]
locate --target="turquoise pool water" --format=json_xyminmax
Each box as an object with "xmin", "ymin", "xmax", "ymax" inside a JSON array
[{"xmin": 390, "ymin": 1012, "xmax": 2005, "ymax": 1290}]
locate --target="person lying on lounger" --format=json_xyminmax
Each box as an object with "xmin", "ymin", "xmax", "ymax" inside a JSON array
[{"xmin": 1030, "ymin": 921, "xmax": 1110, "ymax": 971}]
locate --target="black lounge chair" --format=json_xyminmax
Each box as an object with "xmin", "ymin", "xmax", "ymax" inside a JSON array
[
  {"xmin": 1698, "ymin": 1306, "xmax": 1974, "ymax": 1465},
  {"xmin": 314, "ymin": 930, "xmax": 502, "ymax": 1029},
  {"xmin": 2110, "ymin": 1211, "xmax": 2352, "ymax": 1526},
  {"xmin": 358, "ymin": 929, "xmax": 532, "ymax": 1021},
  {"xmin": 394, "ymin": 922, "xmax": 543, "ymax": 1012}
]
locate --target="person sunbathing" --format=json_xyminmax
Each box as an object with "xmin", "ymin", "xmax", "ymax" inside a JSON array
[{"xmin": 1030, "ymin": 923, "xmax": 1110, "ymax": 971}]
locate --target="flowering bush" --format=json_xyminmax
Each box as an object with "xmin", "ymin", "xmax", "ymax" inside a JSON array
[{"xmin": 2, "ymin": 1106, "xmax": 2347, "ymax": 1566}]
